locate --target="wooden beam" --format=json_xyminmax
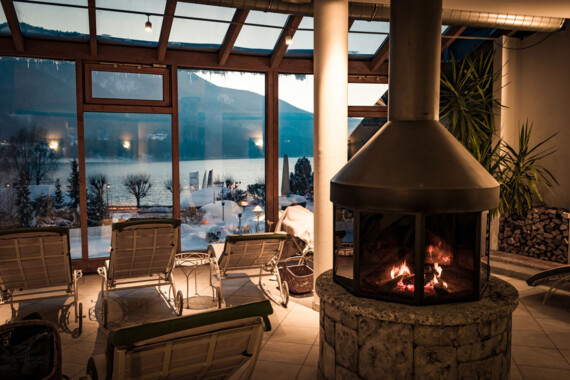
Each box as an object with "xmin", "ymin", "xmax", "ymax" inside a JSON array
[
  {"xmin": 441, "ymin": 26, "xmax": 467, "ymax": 52},
  {"xmin": 170, "ymin": 64, "xmax": 181, "ymax": 250},
  {"xmin": 157, "ymin": 0, "xmax": 177, "ymax": 62},
  {"xmin": 74, "ymin": 59, "xmax": 88, "ymax": 262},
  {"xmin": 88, "ymin": 0, "xmax": 97, "ymax": 56},
  {"xmin": 218, "ymin": 9, "xmax": 249, "ymax": 66},
  {"xmin": 506, "ymin": 30, "xmax": 518, "ymax": 37},
  {"xmin": 348, "ymin": 105, "xmax": 387, "ymax": 118},
  {"xmin": 348, "ymin": 18, "xmax": 355, "ymax": 31},
  {"xmin": 369, "ymin": 38, "xmax": 389, "ymax": 72},
  {"xmin": 1, "ymin": 0, "xmax": 24, "ymax": 52},
  {"xmin": 265, "ymin": 71, "xmax": 278, "ymax": 230},
  {"xmin": 348, "ymin": 75, "xmax": 388, "ymax": 84},
  {"xmin": 271, "ymin": 15, "xmax": 302, "ymax": 69}
]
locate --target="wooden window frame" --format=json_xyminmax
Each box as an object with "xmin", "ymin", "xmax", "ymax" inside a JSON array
[{"xmin": 84, "ymin": 63, "xmax": 171, "ymax": 107}]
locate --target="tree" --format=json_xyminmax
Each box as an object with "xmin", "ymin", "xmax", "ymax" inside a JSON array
[
  {"xmin": 67, "ymin": 159, "xmax": 80, "ymax": 208},
  {"xmin": 33, "ymin": 193, "xmax": 51, "ymax": 219},
  {"xmin": 53, "ymin": 178, "xmax": 64, "ymax": 209},
  {"xmin": 15, "ymin": 178, "xmax": 33, "ymax": 227},
  {"xmin": 289, "ymin": 156, "xmax": 313, "ymax": 199},
  {"xmin": 87, "ymin": 174, "xmax": 108, "ymax": 225},
  {"xmin": 123, "ymin": 173, "xmax": 152, "ymax": 208},
  {"xmin": 163, "ymin": 178, "xmax": 180, "ymax": 195}
]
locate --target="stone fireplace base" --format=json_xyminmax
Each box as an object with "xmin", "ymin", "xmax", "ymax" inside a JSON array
[{"xmin": 315, "ymin": 270, "xmax": 518, "ymax": 380}]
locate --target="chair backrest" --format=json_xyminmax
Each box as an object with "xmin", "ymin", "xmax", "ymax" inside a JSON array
[
  {"xmin": 109, "ymin": 218, "xmax": 181, "ymax": 280},
  {"xmin": 105, "ymin": 300, "xmax": 273, "ymax": 380},
  {"xmin": 219, "ymin": 233, "xmax": 286, "ymax": 272},
  {"xmin": 0, "ymin": 227, "xmax": 71, "ymax": 292}
]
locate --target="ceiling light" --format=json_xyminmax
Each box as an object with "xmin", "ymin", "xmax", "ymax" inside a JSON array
[
  {"xmin": 285, "ymin": 35, "xmax": 293, "ymax": 46},
  {"xmin": 145, "ymin": 15, "xmax": 152, "ymax": 32}
]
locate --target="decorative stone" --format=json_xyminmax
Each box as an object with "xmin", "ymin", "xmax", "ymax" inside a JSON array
[
  {"xmin": 316, "ymin": 271, "xmax": 518, "ymax": 380},
  {"xmin": 414, "ymin": 346, "xmax": 458, "ymax": 379}
]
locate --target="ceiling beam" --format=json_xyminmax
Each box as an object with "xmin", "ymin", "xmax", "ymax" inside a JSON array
[
  {"xmin": 158, "ymin": 0, "xmax": 177, "ymax": 62},
  {"xmin": 348, "ymin": 75, "xmax": 388, "ymax": 84},
  {"xmin": 271, "ymin": 15, "xmax": 302, "ymax": 69},
  {"xmin": 1, "ymin": 0, "xmax": 24, "ymax": 52},
  {"xmin": 441, "ymin": 25, "xmax": 467, "ymax": 52},
  {"xmin": 369, "ymin": 38, "xmax": 389, "ymax": 72},
  {"xmin": 218, "ymin": 9, "xmax": 249, "ymax": 66},
  {"xmin": 88, "ymin": 0, "xmax": 97, "ymax": 57},
  {"xmin": 348, "ymin": 18, "xmax": 355, "ymax": 30},
  {"xmin": 348, "ymin": 105, "xmax": 387, "ymax": 118}
]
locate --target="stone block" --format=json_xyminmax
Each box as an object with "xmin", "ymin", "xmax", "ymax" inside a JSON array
[
  {"xmin": 325, "ymin": 301, "xmax": 342, "ymax": 322},
  {"xmin": 357, "ymin": 316, "xmax": 382, "ymax": 346},
  {"xmin": 324, "ymin": 315, "xmax": 335, "ymax": 346},
  {"xmin": 456, "ymin": 322, "xmax": 491, "ymax": 345},
  {"xmin": 341, "ymin": 310, "xmax": 358, "ymax": 330},
  {"xmin": 414, "ymin": 346, "xmax": 458, "ymax": 380},
  {"xmin": 321, "ymin": 339, "xmax": 336, "ymax": 380},
  {"xmin": 489, "ymin": 317, "xmax": 508, "ymax": 336},
  {"xmin": 457, "ymin": 353, "xmax": 507, "ymax": 380},
  {"xmin": 457, "ymin": 332, "xmax": 507, "ymax": 362},
  {"xmin": 358, "ymin": 322, "xmax": 413, "ymax": 380},
  {"xmin": 414, "ymin": 325, "xmax": 458, "ymax": 346},
  {"xmin": 336, "ymin": 365, "xmax": 361, "ymax": 380},
  {"xmin": 335, "ymin": 322, "xmax": 358, "ymax": 371}
]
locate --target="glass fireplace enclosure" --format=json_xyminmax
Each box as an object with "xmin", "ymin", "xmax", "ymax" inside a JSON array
[{"xmin": 333, "ymin": 207, "xmax": 489, "ymax": 305}]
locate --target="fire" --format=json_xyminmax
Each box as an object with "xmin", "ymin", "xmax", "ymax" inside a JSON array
[
  {"xmin": 390, "ymin": 261, "xmax": 411, "ymax": 279},
  {"xmin": 388, "ymin": 261, "xmax": 447, "ymax": 294},
  {"xmin": 425, "ymin": 241, "xmax": 452, "ymax": 265}
]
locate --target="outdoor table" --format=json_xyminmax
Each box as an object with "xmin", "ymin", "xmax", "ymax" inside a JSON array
[{"xmin": 174, "ymin": 251, "xmax": 217, "ymax": 309}]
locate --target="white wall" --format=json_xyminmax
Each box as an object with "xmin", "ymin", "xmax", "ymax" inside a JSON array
[{"xmin": 496, "ymin": 28, "xmax": 570, "ymax": 210}]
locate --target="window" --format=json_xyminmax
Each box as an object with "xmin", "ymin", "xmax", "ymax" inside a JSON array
[
  {"xmin": 178, "ymin": 69, "xmax": 266, "ymax": 250},
  {"xmin": 0, "ymin": 57, "xmax": 82, "ymax": 258}
]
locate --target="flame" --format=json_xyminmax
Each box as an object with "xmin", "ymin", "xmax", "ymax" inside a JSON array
[
  {"xmin": 390, "ymin": 261, "xmax": 411, "ymax": 279},
  {"xmin": 425, "ymin": 241, "xmax": 452, "ymax": 265}
]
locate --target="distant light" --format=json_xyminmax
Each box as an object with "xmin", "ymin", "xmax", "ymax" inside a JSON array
[
  {"xmin": 254, "ymin": 138, "xmax": 263, "ymax": 148},
  {"xmin": 238, "ymin": 199, "xmax": 249, "ymax": 207},
  {"xmin": 48, "ymin": 140, "xmax": 59, "ymax": 151},
  {"xmin": 122, "ymin": 141, "xmax": 131, "ymax": 149},
  {"xmin": 285, "ymin": 35, "xmax": 293, "ymax": 46},
  {"xmin": 252, "ymin": 205, "xmax": 263, "ymax": 214},
  {"xmin": 145, "ymin": 15, "xmax": 152, "ymax": 32},
  {"xmin": 106, "ymin": 184, "xmax": 111, "ymax": 189}
]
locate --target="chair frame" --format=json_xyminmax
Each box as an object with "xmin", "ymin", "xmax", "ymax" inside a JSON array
[
  {"xmin": 209, "ymin": 232, "xmax": 289, "ymax": 307},
  {"xmin": 526, "ymin": 266, "xmax": 570, "ymax": 303},
  {"xmin": 0, "ymin": 227, "xmax": 83, "ymax": 334},
  {"xmin": 97, "ymin": 218, "xmax": 183, "ymax": 328}
]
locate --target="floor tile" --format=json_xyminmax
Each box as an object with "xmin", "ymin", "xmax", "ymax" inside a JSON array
[
  {"xmin": 511, "ymin": 329, "xmax": 556, "ymax": 348},
  {"xmin": 250, "ymin": 360, "xmax": 302, "ymax": 380},
  {"xmin": 296, "ymin": 365, "xmax": 318, "ymax": 380},
  {"xmin": 304, "ymin": 344, "xmax": 319, "ymax": 366},
  {"xmin": 512, "ymin": 346, "xmax": 570, "ymax": 369},
  {"xmin": 510, "ymin": 363, "xmax": 523, "ymax": 380},
  {"xmin": 561, "ymin": 349, "xmax": 570, "ymax": 365},
  {"xmin": 512, "ymin": 313, "xmax": 543, "ymax": 332},
  {"xmin": 270, "ymin": 324, "xmax": 318, "ymax": 345},
  {"xmin": 280, "ymin": 304, "xmax": 319, "ymax": 327},
  {"xmin": 534, "ymin": 317, "xmax": 570, "ymax": 333},
  {"xmin": 517, "ymin": 366, "xmax": 570, "ymax": 380},
  {"xmin": 546, "ymin": 331, "xmax": 570, "ymax": 350},
  {"xmin": 258, "ymin": 340, "xmax": 312, "ymax": 364}
]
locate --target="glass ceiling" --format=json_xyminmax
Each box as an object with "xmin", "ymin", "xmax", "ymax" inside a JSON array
[
  {"xmin": 169, "ymin": 3, "xmax": 235, "ymax": 50},
  {"xmin": 1, "ymin": 2, "xmax": 467, "ymax": 59}
]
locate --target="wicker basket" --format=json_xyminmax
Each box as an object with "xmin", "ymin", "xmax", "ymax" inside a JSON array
[
  {"xmin": 279, "ymin": 257, "xmax": 314, "ymax": 295},
  {"xmin": 0, "ymin": 320, "xmax": 62, "ymax": 380}
]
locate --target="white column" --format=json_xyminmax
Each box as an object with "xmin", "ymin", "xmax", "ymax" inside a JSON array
[{"xmin": 313, "ymin": 0, "xmax": 348, "ymax": 310}]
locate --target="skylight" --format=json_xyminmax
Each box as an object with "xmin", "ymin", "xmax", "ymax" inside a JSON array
[
  {"xmin": 14, "ymin": 0, "xmax": 89, "ymax": 39},
  {"xmin": 0, "ymin": 5, "xmax": 8, "ymax": 35},
  {"xmin": 349, "ymin": 20, "xmax": 389, "ymax": 57},
  {"xmin": 169, "ymin": 3, "xmax": 235, "ymax": 50},
  {"xmin": 233, "ymin": 11, "xmax": 288, "ymax": 54},
  {"xmin": 285, "ymin": 17, "xmax": 313, "ymax": 57}
]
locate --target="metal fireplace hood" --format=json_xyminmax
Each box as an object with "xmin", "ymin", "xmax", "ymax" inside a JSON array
[{"xmin": 331, "ymin": 0, "xmax": 499, "ymax": 214}]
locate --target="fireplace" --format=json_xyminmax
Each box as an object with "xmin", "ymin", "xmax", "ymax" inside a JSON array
[
  {"xmin": 330, "ymin": 0, "xmax": 499, "ymax": 305},
  {"xmin": 334, "ymin": 208, "xmax": 489, "ymax": 305}
]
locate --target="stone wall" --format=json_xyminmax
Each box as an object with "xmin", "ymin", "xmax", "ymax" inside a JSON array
[
  {"xmin": 316, "ymin": 272, "xmax": 519, "ymax": 380},
  {"xmin": 498, "ymin": 207, "xmax": 569, "ymax": 264}
]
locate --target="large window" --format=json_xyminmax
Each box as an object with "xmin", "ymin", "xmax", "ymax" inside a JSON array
[
  {"xmin": 0, "ymin": 57, "xmax": 81, "ymax": 258},
  {"xmin": 84, "ymin": 112, "xmax": 172, "ymax": 258},
  {"xmin": 177, "ymin": 69, "xmax": 265, "ymax": 251},
  {"xmin": 278, "ymin": 74, "xmax": 314, "ymax": 212}
]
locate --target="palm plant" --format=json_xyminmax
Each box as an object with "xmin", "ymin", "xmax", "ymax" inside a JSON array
[{"xmin": 500, "ymin": 121, "xmax": 558, "ymax": 215}]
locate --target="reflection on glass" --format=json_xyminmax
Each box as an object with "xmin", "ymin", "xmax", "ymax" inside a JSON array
[
  {"xmin": 278, "ymin": 74, "xmax": 314, "ymax": 212},
  {"xmin": 84, "ymin": 113, "xmax": 172, "ymax": 258},
  {"xmin": 349, "ymin": 20, "xmax": 389, "ymax": 56},
  {"xmin": 285, "ymin": 18, "xmax": 313, "ymax": 57},
  {"xmin": 15, "ymin": 0, "xmax": 89, "ymax": 39},
  {"xmin": 234, "ymin": 11, "xmax": 288, "ymax": 54},
  {"xmin": 334, "ymin": 207, "xmax": 355, "ymax": 284},
  {"xmin": 0, "ymin": 57, "xmax": 81, "ymax": 258},
  {"xmin": 169, "ymin": 3, "xmax": 234, "ymax": 50},
  {"xmin": 96, "ymin": 7, "xmax": 163, "ymax": 46},
  {"xmin": 91, "ymin": 71, "xmax": 163, "ymax": 101},
  {"xmin": 177, "ymin": 69, "xmax": 265, "ymax": 251},
  {"xmin": 348, "ymin": 117, "xmax": 385, "ymax": 159},
  {"xmin": 0, "ymin": 5, "xmax": 9, "ymax": 34},
  {"xmin": 348, "ymin": 83, "xmax": 388, "ymax": 106}
]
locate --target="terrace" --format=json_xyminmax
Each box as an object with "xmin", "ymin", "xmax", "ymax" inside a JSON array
[{"xmin": 0, "ymin": 0, "xmax": 569, "ymax": 379}]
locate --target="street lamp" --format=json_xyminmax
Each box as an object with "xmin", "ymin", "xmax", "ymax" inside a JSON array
[
  {"xmin": 106, "ymin": 184, "xmax": 111, "ymax": 217},
  {"xmin": 252, "ymin": 205, "xmax": 263, "ymax": 233},
  {"xmin": 237, "ymin": 199, "xmax": 249, "ymax": 234}
]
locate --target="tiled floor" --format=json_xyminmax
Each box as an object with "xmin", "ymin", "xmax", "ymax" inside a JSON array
[{"xmin": 1, "ymin": 265, "xmax": 569, "ymax": 380}]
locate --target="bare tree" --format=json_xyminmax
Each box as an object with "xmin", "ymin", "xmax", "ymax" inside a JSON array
[{"xmin": 123, "ymin": 173, "xmax": 152, "ymax": 208}]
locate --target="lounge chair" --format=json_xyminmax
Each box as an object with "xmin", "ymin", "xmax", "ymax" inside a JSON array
[
  {"xmin": 208, "ymin": 232, "xmax": 288, "ymax": 307},
  {"xmin": 85, "ymin": 300, "xmax": 273, "ymax": 380},
  {"xmin": 97, "ymin": 218, "xmax": 183, "ymax": 328},
  {"xmin": 0, "ymin": 227, "xmax": 83, "ymax": 334},
  {"xmin": 526, "ymin": 266, "xmax": 570, "ymax": 303}
]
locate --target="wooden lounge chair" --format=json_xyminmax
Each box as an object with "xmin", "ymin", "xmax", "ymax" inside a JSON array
[
  {"xmin": 97, "ymin": 218, "xmax": 183, "ymax": 328},
  {"xmin": 208, "ymin": 232, "xmax": 289, "ymax": 307},
  {"xmin": 0, "ymin": 227, "xmax": 83, "ymax": 334},
  {"xmin": 85, "ymin": 300, "xmax": 273, "ymax": 380},
  {"xmin": 526, "ymin": 266, "xmax": 570, "ymax": 303}
]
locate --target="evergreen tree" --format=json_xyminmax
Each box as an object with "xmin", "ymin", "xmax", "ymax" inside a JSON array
[
  {"xmin": 33, "ymin": 193, "xmax": 51, "ymax": 218},
  {"xmin": 289, "ymin": 156, "xmax": 313, "ymax": 199},
  {"xmin": 67, "ymin": 159, "xmax": 80, "ymax": 208},
  {"xmin": 53, "ymin": 178, "xmax": 64, "ymax": 209},
  {"xmin": 15, "ymin": 178, "xmax": 33, "ymax": 227},
  {"xmin": 87, "ymin": 174, "xmax": 107, "ymax": 225}
]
